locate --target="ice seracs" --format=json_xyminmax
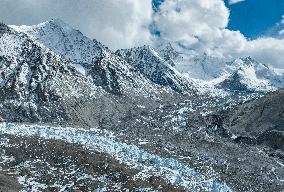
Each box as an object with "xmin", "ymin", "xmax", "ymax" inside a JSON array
[{"xmin": 0, "ymin": 123, "xmax": 233, "ymax": 192}]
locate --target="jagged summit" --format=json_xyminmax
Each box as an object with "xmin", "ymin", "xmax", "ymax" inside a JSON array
[
  {"xmin": 10, "ymin": 19, "xmax": 170, "ymax": 96},
  {"xmin": 116, "ymin": 45, "xmax": 194, "ymax": 93},
  {"xmin": 10, "ymin": 18, "xmax": 107, "ymax": 65},
  {"xmin": 217, "ymin": 57, "xmax": 284, "ymax": 92},
  {"xmin": 166, "ymin": 51, "xmax": 284, "ymax": 93},
  {"xmin": 0, "ymin": 22, "xmax": 11, "ymax": 35},
  {"xmin": 33, "ymin": 18, "xmax": 72, "ymax": 34},
  {"xmin": 6, "ymin": 19, "xmax": 284, "ymax": 95}
]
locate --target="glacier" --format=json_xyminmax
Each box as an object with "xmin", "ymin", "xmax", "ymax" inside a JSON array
[{"xmin": 0, "ymin": 123, "xmax": 231, "ymax": 192}]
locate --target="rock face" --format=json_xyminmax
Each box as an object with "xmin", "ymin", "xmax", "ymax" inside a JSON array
[
  {"xmin": 0, "ymin": 174, "xmax": 21, "ymax": 192},
  {"xmin": 116, "ymin": 45, "xmax": 194, "ymax": 93},
  {"xmin": 10, "ymin": 19, "xmax": 166, "ymax": 96},
  {"xmin": 0, "ymin": 26, "xmax": 81, "ymax": 122},
  {"xmin": 217, "ymin": 71, "xmax": 253, "ymax": 92},
  {"xmin": 217, "ymin": 89, "xmax": 284, "ymax": 150},
  {"xmin": 0, "ymin": 22, "xmax": 147, "ymax": 125},
  {"xmin": 0, "ymin": 23, "xmax": 11, "ymax": 36}
]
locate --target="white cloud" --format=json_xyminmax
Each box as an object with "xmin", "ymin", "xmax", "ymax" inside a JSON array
[
  {"xmin": 153, "ymin": 0, "xmax": 284, "ymax": 68},
  {"xmin": 0, "ymin": 0, "xmax": 153, "ymax": 50},
  {"xmin": 153, "ymin": 0, "xmax": 229, "ymax": 52},
  {"xmin": 240, "ymin": 38, "xmax": 284, "ymax": 68},
  {"xmin": 228, "ymin": 0, "xmax": 246, "ymax": 5},
  {"xmin": 153, "ymin": 0, "xmax": 235, "ymax": 57},
  {"xmin": 0, "ymin": 0, "xmax": 284, "ymax": 68}
]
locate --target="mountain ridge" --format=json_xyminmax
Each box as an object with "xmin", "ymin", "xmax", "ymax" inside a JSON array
[{"xmin": 10, "ymin": 19, "xmax": 284, "ymax": 94}]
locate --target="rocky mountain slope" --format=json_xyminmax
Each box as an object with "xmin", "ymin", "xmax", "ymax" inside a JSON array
[
  {"xmin": 0, "ymin": 21, "xmax": 92, "ymax": 122},
  {"xmin": 116, "ymin": 45, "xmax": 194, "ymax": 93},
  {"xmin": 10, "ymin": 19, "xmax": 193, "ymax": 95},
  {"xmin": 220, "ymin": 88, "xmax": 284, "ymax": 150},
  {"xmin": 1, "ymin": 20, "xmax": 185, "ymax": 127},
  {"xmin": 11, "ymin": 19, "xmax": 284, "ymax": 95}
]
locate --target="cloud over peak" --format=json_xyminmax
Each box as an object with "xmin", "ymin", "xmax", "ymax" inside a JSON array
[
  {"xmin": 0, "ymin": 0, "xmax": 153, "ymax": 50},
  {"xmin": 0, "ymin": 0, "xmax": 284, "ymax": 68}
]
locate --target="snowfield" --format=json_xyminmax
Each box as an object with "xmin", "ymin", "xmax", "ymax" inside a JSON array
[{"xmin": 0, "ymin": 123, "xmax": 231, "ymax": 192}]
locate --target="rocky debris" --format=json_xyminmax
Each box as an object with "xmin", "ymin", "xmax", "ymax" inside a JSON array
[
  {"xmin": 0, "ymin": 133, "xmax": 186, "ymax": 191},
  {"xmin": 217, "ymin": 71, "xmax": 253, "ymax": 92},
  {"xmin": 203, "ymin": 89, "xmax": 284, "ymax": 151},
  {"xmin": 0, "ymin": 174, "xmax": 21, "ymax": 192}
]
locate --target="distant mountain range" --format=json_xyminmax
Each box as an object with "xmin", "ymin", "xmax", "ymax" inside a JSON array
[{"xmin": 9, "ymin": 19, "xmax": 284, "ymax": 95}]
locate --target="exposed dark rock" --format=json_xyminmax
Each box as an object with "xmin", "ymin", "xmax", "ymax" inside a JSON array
[
  {"xmin": 204, "ymin": 89, "xmax": 284, "ymax": 151},
  {"xmin": 0, "ymin": 174, "xmax": 21, "ymax": 192},
  {"xmin": 217, "ymin": 71, "xmax": 253, "ymax": 92}
]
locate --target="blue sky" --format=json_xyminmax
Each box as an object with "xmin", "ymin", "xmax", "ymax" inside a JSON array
[
  {"xmin": 225, "ymin": 0, "xmax": 284, "ymax": 39},
  {"xmin": 153, "ymin": 0, "xmax": 284, "ymax": 39}
]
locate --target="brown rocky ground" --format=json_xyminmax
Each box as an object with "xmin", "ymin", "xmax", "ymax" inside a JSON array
[{"xmin": 0, "ymin": 133, "xmax": 185, "ymax": 191}]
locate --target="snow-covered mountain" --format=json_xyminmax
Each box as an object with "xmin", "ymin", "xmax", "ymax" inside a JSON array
[
  {"xmin": 10, "ymin": 19, "xmax": 103, "ymax": 65},
  {"xmin": 10, "ymin": 19, "xmax": 195, "ymax": 95},
  {"xmin": 216, "ymin": 57, "xmax": 284, "ymax": 92},
  {"xmin": 116, "ymin": 45, "xmax": 194, "ymax": 93},
  {"xmin": 0, "ymin": 19, "xmax": 197, "ymax": 125},
  {"xmin": 9, "ymin": 19, "xmax": 284, "ymax": 95},
  {"xmin": 160, "ymin": 47, "xmax": 284, "ymax": 93},
  {"xmin": 0, "ymin": 21, "xmax": 97, "ymax": 122}
]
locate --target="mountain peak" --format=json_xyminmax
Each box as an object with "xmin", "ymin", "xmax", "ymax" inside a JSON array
[
  {"xmin": 10, "ymin": 19, "xmax": 107, "ymax": 65},
  {"xmin": 239, "ymin": 56, "xmax": 256, "ymax": 65},
  {"xmin": 116, "ymin": 46, "xmax": 194, "ymax": 93},
  {"xmin": 0, "ymin": 22, "xmax": 11, "ymax": 35},
  {"xmin": 35, "ymin": 18, "xmax": 74, "ymax": 34},
  {"xmin": 47, "ymin": 18, "xmax": 66, "ymax": 25}
]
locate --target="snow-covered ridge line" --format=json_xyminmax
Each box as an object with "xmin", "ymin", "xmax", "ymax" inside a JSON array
[{"xmin": 0, "ymin": 123, "xmax": 231, "ymax": 192}]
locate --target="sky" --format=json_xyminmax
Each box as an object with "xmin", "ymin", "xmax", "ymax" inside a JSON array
[
  {"xmin": 224, "ymin": 0, "xmax": 284, "ymax": 39},
  {"xmin": 0, "ymin": 0, "xmax": 284, "ymax": 68}
]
